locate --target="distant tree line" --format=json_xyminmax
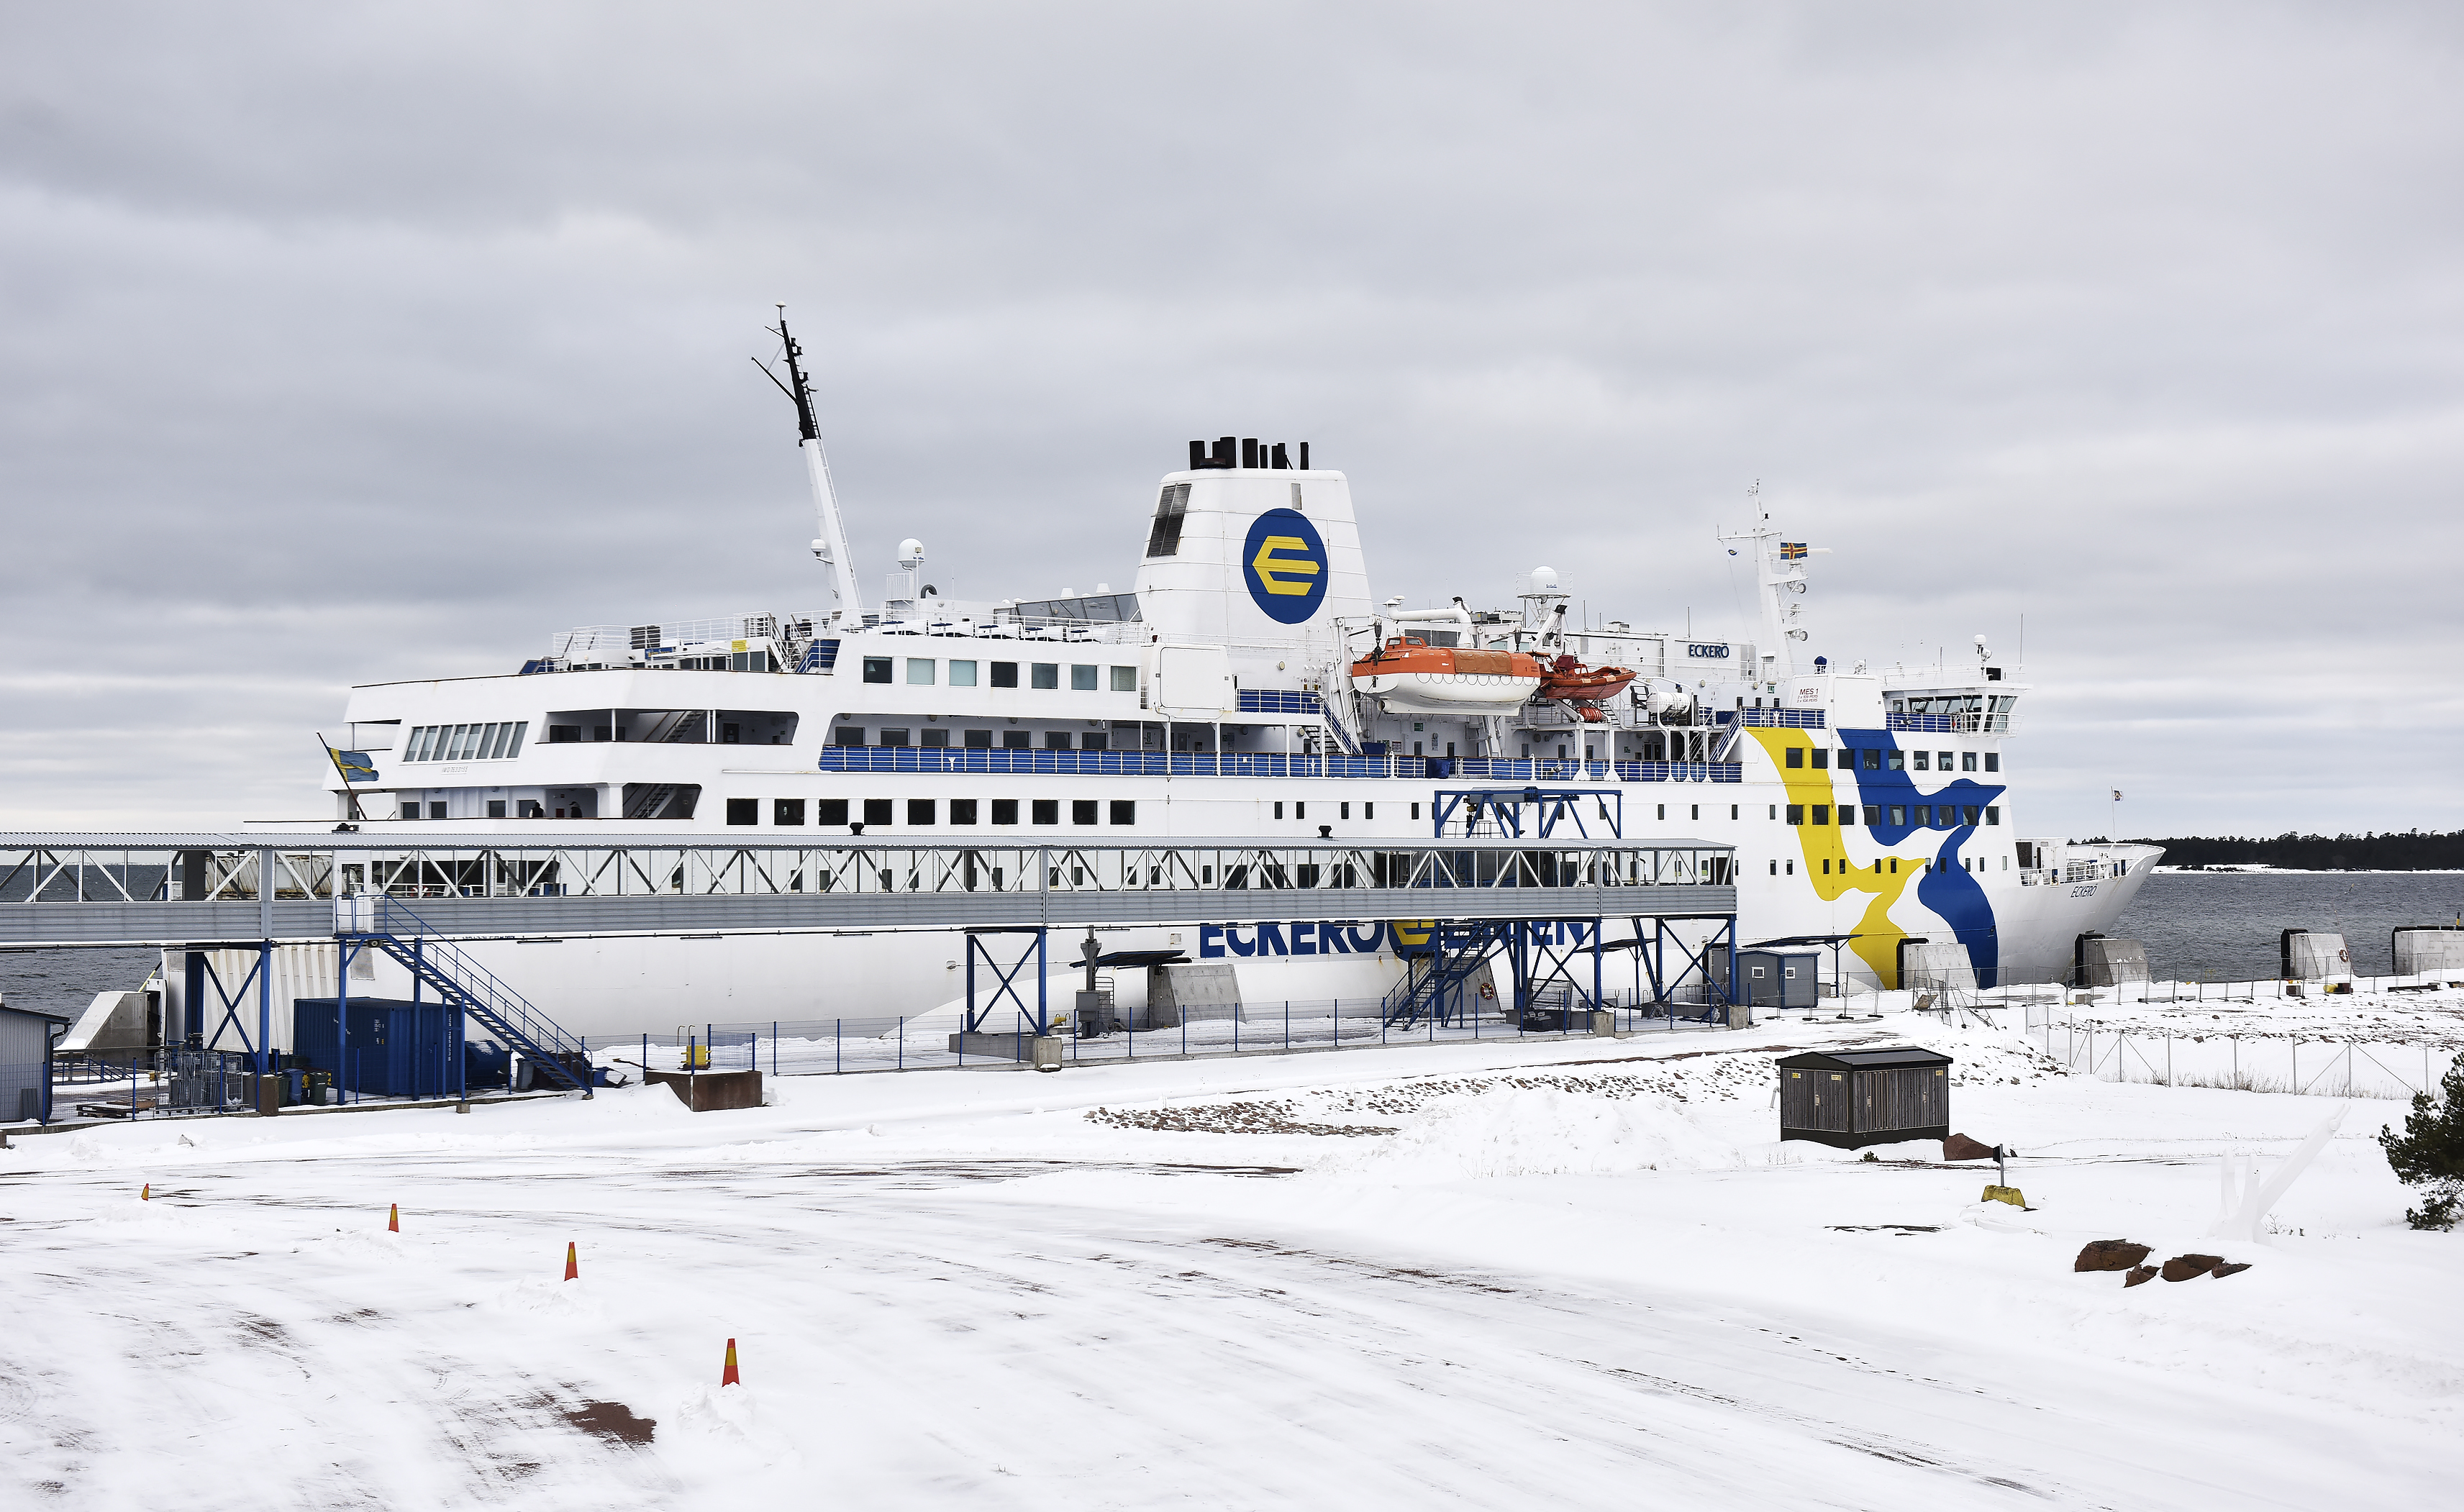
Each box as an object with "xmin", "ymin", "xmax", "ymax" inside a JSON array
[{"xmin": 2089, "ymin": 831, "xmax": 2464, "ymax": 870}]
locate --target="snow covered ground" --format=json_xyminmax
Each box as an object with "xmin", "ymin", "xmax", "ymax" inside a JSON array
[{"xmin": 2, "ymin": 1015, "xmax": 2452, "ymax": 1509}]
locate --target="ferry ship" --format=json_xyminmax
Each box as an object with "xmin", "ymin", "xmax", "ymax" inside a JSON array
[{"xmin": 258, "ymin": 317, "xmax": 2157, "ymax": 1039}]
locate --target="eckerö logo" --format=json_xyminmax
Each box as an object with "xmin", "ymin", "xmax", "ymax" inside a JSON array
[
  {"xmin": 1199, "ymin": 919, "xmax": 1601, "ymax": 958},
  {"xmin": 1686, "ymin": 642, "xmax": 1730, "ymax": 660},
  {"xmin": 1242, "ymin": 508, "xmax": 1328, "ymax": 624}
]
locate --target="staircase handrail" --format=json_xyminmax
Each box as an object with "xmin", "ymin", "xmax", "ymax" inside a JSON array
[{"xmin": 364, "ymin": 893, "xmax": 586, "ymax": 1060}]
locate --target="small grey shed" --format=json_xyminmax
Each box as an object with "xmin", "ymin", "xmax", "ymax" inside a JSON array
[
  {"xmin": 2, "ymin": 1003, "xmax": 73, "ymax": 1124},
  {"xmin": 1776, "ymin": 1046, "xmax": 1952, "ymax": 1149}
]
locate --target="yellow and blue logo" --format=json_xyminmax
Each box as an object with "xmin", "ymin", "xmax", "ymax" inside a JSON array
[{"xmin": 1242, "ymin": 507, "xmax": 1328, "ymax": 624}]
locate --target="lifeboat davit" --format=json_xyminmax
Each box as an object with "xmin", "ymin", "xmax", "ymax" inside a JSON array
[
  {"xmin": 1350, "ymin": 637, "xmax": 1544, "ymax": 712},
  {"xmin": 1537, "ymin": 655, "xmax": 1637, "ymax": 718}
]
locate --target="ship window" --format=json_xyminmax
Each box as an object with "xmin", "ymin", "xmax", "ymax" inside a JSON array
[
  {"xmin": 726, "ymin": 798, "xmax": 758, "ymax": 826},
  {"xmin": 1862, "ymin": 748, "xmax": 1880, "ymax": 770},
  {"xmin": 1984, "ymin": 806, "xmax": 2000, "ymax": 825},
  {"xmin": 1145, "ymin": 481, "xmax": 1191, "ymax": 558},
  {"xmin": 1812, "ymin": 806, "xmax": 1829, "ymax": 826},
  {"xmin": 1887, "ymin": 749, "xmax": 1904, "ymax": 770},
  {"xmin": 1071, "ymin": 665, "xmax": 1098, "ymax": 691},
  {"xmin": 964, "ymin": 729, "xmax": 992, "ymax": 748},
  {"xmin": 863, "ymin": 657, "xmax": 892, "ymax": 684},
  {"xmin": 1045, "ymin": 732, "xmax": 1072, "ymax": 750},
  {"xmin": 1917, "ymin": 805, "xmax": 1935, "ymax": 825},
  {"xmin": 1110, "ymin": 800, "xmax": 1135, "ymax": 825},
  {"xmin": 1656, "ymin": 804, "xmax": 1665, "ymax": 820},
  {"xmin": 1731, "ymin": 805, "xmax": 1740, "ymax": 819},
  {"xmin": 1111, "ymin": 666, "xmax": 1137, "ymax": 692},
  {"xmin": 1769, "ymin": 860, "xmax": 1777, "ymax": 875},
  {"xmin": 1786, "ymin": 747, "xmax": 1803, "ymax": 769},
  {"xmin": 1032, "ymin": 799, "xmax": 1059, "ymax": 825},
  {"xmin": 1984, "ymin": 752, "xmax": 1999, "ymax": 773},
  {"xmin": 399, "ymin": 799, "xmax": 419, "ymax": 819},
  {"xmin": 819, "ymin": 799, "xmax": 849, "ymax": 825},
  {"xmin": 1962, "ymin": 805, "xmax": 1981, "ymax": 826},
  {"xmin": 1031, "ymin": 662, "xmax": 1060, "ymax": 689},
  {"xmin": 1082, "ymin": 732, "xmax": 1108, "ymax": 751},
  {"xmin": 1937, "ymin": 750, "xmax": 1953, "ymax": 769},
  {"xmin": 548, "ymin": 725, "xmax": 580, "ymax": 745},
  {"xmin": 1811, "ymin": 749, "xmax": 1828, "ymax": 770},
  {"xmin": 487, "ymin": 800, "xmax": 506, "ymax": 819},
  {"xmin": 1691, "ymin": 804, "xmax": 1700, "ymax": 820},
  {"xmin": 775, "ymin": 799, "xmax": 805, "ymax": 826},
  {"xmin": 1410, "ymin": 803, "xmax": 1420, "ymax": 820},
  {"xmin": 1865, "ymin": 805, "xmax": 1881, "ymax": 824},
  {"xmin": 991, "ymin": 798, "xmax": 1019, "ymax": 825},
  {"xmin": 1786, "ymin": 805, "xmax": 1804, "ymax": 825},
  {"xmin": 921, "ymin": 729, "xmax": 949, "ymax": 747},
  {"xmin": 1002, "ymin": 729, "xmax": 1031, "ymax": 749},
  {"xmin": 1273, "ymin": 802, "xmax": 1284, "ymax": 819},
  {"xmin": 833, "ymin": 727, "xmax": 864, "ymax": 746},
  {"xmin": 1364, "ymin": 803, "xmax": 1374, "ymax": 819},
  {"xmin": 593, "ymin": 725, "xmax": 613, "ymax": 742},
  {"xmin": 504, "ymin": 722, "xmax": 528, "ymax": 757},
  {"xmin": 1962, "ymin": 752, "xmax": 1977, "ymax": 772},
  {"xmin": 722, "ymin": 723, "xmax": 740, "ymax": 744},
  {"xmin": 1073, "ymin": 800, "xmax": 1099, "ymax": 825},
  {"xmin": 907, "ymin": 659, "xmax": 936, "ymax": 685},
  {"xmin": 1890, "ymin": 806, "xmax": 1907, "ymax": 826},
  {"xmin": 1787, "ymin": 860, "xmax": 1794, "ymax": 875},
  {"xmin": 879, "ymin": 728, "xmax": 911, "ymax": 747},
  {"xmin": 1911, "ymin": 750, "xmax": 1929, "ymax": 771},
  {"xmin": 991, "ymin": 661, "xmax": 1019, "ymax": 688},
  {"xmin": 1890, "ymin": 857, "xmax": 1899, "ymax": 873},
  {"xmin": 949, "ymin": 660, "xmax": 978, "ymax": 687},
  {"xmin": 951, "ymin": 798, "xmax": 978, "ymax": 824},
  {"xmin": 908, "ymin": 799, "xmax": 935, "ymax": 825},
  {"xmin": 1296, "ymin": 802, "xmax": 1306, "ymax": 819}
]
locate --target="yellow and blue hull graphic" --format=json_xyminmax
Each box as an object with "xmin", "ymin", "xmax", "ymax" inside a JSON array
[{"xmin": 1745, "ymin": 727, "xmax": 2006, "ymax": 988}]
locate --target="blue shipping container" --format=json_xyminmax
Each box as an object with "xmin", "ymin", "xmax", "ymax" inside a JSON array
[{"xmin": 294, "ymin": 998, "xmax": 465, "ymax": 1099}]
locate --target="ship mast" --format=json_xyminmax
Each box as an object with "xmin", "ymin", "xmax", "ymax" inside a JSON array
[
  {"xmin": 1716, "ymin": 481, "xmax": 1824, "ymax": 678},
  {"xmin": 758, "ymin": 308, "xmax": 863, "ymax": 619}
]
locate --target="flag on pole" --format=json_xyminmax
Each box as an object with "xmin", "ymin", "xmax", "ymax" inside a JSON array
[
  {"xmin": 331, "ymin": 750, "xmax": 378, "ymax": 783},
  {"xmin": 2111, "ymin": 790, "xmax": 2123, "ymax": 802}
]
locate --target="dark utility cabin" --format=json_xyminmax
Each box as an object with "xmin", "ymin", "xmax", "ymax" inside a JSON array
[{"xmin": 1776, "ymin": 1047, "xmax": 1951, "ymax": 1149}]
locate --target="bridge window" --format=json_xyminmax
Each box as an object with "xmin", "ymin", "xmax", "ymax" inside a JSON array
[
  {"xmin": 992, "ymin": 798, "xmax": 1019, "ymax": 825},
  {"xmin": 1003, "ymin": 729, "xmax": 1031, "ymax": 749},
  {"xmin": 951, "ymin": 798, "xmax": 978, "ymax": 824},
  {"xmin": 1109, "ymin": 801, "xmax": 1135, "ymax": 825},
  {"xmin": 950, "ymin": 660, "xmax": 978, "ymax": 686},
  {"xmin": 964, "ymin": 729, "xmax": 993, "ymax": 748},
  {"xmin": 908, "ymin": 799, "xmax": 935, "ymax": 825},
  {"xmin": 991, "ymin": 661, "xmax": 1019, "ymax": 688},
  {"xmin": 863, "ymin": 657, "xmax": 891, "ymax": 684},
  {"xmin": 879, "ymin": 729, "xmax": 911, "ymax": 747},
  {"xmin": 1111, "ymin": 666, "xmax": 1137, "ymax": 692},
  {"xmin": 1032, "ymin": 799, "xmax": 1059, "ymax": 825},
  {"xmin": 775, "ymin": 799, "xmax": 805, "ymax": 826},
  {"xmin": 819, "ymin": 800, "xmax": 848, "ymax": 825},
  {"xmin": 863, "ymin": 798, "xmax": 893, "ymax": 826},
  {"xmin": 726, "ymin": 798, "xmax": 758, "ymax": 826},
  {"xmin": 1071, "ymin": 665, "xmax": 1099, "ymax": 691},
  {"xmin": 1032, "ymin": 663, "xmax": 1060, "ymax": 689},
  {"xmin": 908, "ymin": 659, "xmax": 936, "ymax": 685}
]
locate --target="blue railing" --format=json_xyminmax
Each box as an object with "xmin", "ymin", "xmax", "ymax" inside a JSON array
[
  {"xmin": 1888, "ymin": 713, "xmax": 1960, "ymax": 733},
  {"xmin": 814, "ymin": 749, "xmax": 1742, "ymax": 783},
  {"xmin": 1716, "ymin": 709, "xmax": 1827, "ymax": 729},
  {"xmin": 1236, "ymin": 688, "xmax": 1322, "ymax": 714},
  {"xmin": 799, "ymin": 639, "xmax": 840, "ymax": 674},
  {"xmin": 360, "ymin": 895, "xmax": 587, "ymax": 1069}
]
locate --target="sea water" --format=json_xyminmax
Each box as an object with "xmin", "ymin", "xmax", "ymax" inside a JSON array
[{"xmin": 2116, "ymin": 870, "xmax": 2464, "ymax": 983}]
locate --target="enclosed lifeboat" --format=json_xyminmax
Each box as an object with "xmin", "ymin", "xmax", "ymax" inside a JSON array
[
  {"xmin": 1537, "ymin": 655, "xmax": 1637, "ymax": 721},
  {"xmin": 1349, "ymin": 637, "xmax": 1544, "ymax": 712}
]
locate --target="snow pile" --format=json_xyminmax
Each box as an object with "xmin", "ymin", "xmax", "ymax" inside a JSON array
[{"xmin": 1319, "ymin": 1086, "xmax": 1741, "ymax": 1183}]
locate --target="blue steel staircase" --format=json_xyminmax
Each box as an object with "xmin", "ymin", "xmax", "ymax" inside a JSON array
[
  {"xmin": 1381, "ymin": 921, "xmax": 1513, "ymax": 1029},
  {"xmin": 336, "ymin": 893, "xmax": 591, "ymax": 1093}
]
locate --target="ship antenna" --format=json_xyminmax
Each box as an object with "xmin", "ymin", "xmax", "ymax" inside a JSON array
[{"xmin": 755, "ymin": 306, "xmax": 864, "ymax": 617}]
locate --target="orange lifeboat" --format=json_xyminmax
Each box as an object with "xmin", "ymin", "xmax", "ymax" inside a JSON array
[
  {"xmin": 1537, "ymin": 655, "xmax": 1636, "ymax": 719},
  {"xmin": 1349, "ymin": 637, "xmax": 1544, "ymax": 712}
]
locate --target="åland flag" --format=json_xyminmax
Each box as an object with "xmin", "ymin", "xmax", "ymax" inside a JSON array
[
  {"xmin": 331, "ymin": 749, "xmax": 378, "ymax": 783},
  {"xmin": 1779, "ymin": 542, "xmax": 1808, "ymax": 560}
]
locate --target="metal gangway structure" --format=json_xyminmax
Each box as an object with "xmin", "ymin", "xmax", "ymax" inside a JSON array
[{"xmin": 1, "ymin": 832, "xmax": 1742, "ymax": 1101}]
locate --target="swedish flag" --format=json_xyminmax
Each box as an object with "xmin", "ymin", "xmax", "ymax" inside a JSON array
[{"xmin": 332, "ymin": 750, "xmax": 378, "ymax": 783}]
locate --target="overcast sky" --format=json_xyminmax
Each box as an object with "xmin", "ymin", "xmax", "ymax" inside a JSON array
[{"xmin": 3, "ymin": 2, "xmax": 2458, "ymax": 839}]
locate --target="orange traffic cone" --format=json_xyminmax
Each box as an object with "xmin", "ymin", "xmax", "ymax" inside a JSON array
[
  {"xmin": 564, "ymin": 1242, "xmax": 579, "ymax": 1281},
  {"xmin": 388, "ymin": 1203, "xmax": 399, "ymax": 1233},
  {"xmin": 141, "ymin": 1183, "xmax": 150, "ymax": 1201},
  {"xmin": 721, "ymin": 1337, "xmax": 740, "ymax": 1387}
]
